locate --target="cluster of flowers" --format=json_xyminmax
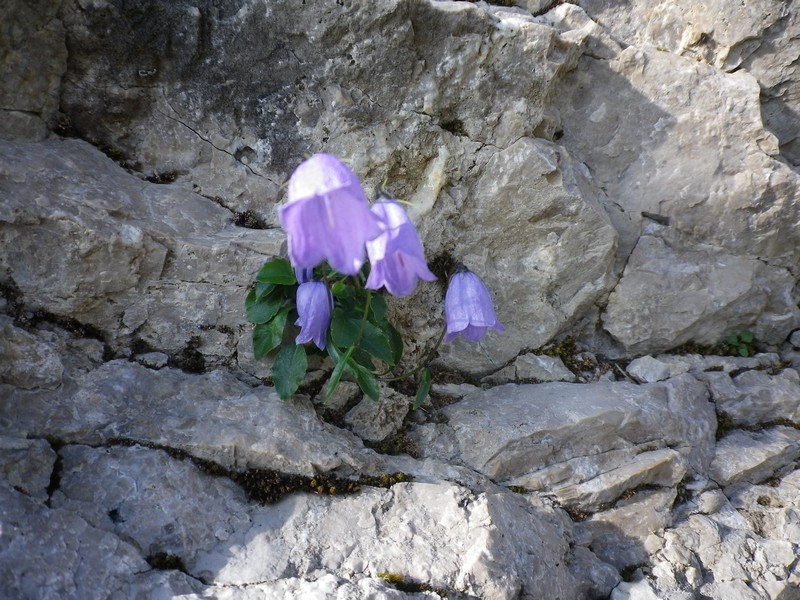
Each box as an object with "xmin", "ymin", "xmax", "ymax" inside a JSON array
[
  {"xmin": 281, "ymin": 153, "xmax": 503, "ymax": 349},
  {"xmin": 247, "ymin": 152, "xmax": 503, "ymax": 402}
]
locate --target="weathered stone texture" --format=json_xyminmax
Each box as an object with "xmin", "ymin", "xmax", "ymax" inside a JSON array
[
  {"xmin": 604, "ymin": 235, "xmax": 799, "ymax": 353},
  {"xmin": 0, "ymin": 138, "xmax": 284, "ymax": 367},
  {"xmin": 4, "ymin": 0, "xmax": 800, "ymax": 598},
  {"xmin": 410, "ymin": 375, "xmax": 716, "ymax": 508},
  {"xmin": 0, "ymin": 0, "xmax": 67, "ymax": 140}
]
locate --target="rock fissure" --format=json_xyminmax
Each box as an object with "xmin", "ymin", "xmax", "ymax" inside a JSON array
[
  {"xmin": 157, "ymin": 98, "xmax": 277, "ymax": 185},
  {"xmin": 4, "ymin": 0, "xmax": 800, "ymax": 597}
]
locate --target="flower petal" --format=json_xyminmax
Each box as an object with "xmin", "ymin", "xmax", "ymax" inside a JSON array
[
  {"xmin": 295, "ymin": 282, "xmax": 332, "ymax": 350},
  {"xmin": 444, "ymin": 269, "xmax": 502, "ymax": 343}
]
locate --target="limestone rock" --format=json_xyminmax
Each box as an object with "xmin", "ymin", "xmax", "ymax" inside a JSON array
[
  {"xmin": 344, "ymin": 387, "xmax": 410, "ymax": 443},
  {"xmin": 0, "ymin": 359, "xmax": 377, "ymax": 477},
  {"xmin": 436, "ymin": 137, "xmax": 618, "ymax": 373},
  {"xmin": 603, "ymin": 235, "xmax": 798, "ymax": 354},
  {"xmin": 790, "ymin": 329, "xmax": 800, "ymax": 349},
  {"xmin": 556, "ymin": 448, "xmax": 685, "ymax": 511},
  {"xmin": 57, "ymin": 0, "xmax": 586, "ymax": 216},
  {"xmin": 728, "ymin": 467, "xmax": 800, "ymax": 545},
  {"xmin": 0, "ymin": 0, "xmax": 67, "ymax": 140},
  {"xmin": 0, "ymin": 483, "xmax": 202, "ymax": 599},
  {"xmin": 0, "ymin": 435, "xmax": 56, "ymax": 502},
  {"xmin": 709, "ymin": 427, "xmax": 800, "ymax": 488},
  {"xmin": 702, "ymin": 368, "xmax": 800, "ymax": 427},
  {"xmin": 642, "ymin": 353, "xmax": 781, "ymax": 381},
  {"xmin": 626, "ymin": 355, "xmax": 672, "ymax": 383},
  {"xmin": 484, "ymin": 353, "xmax": 577, "ymax": 384},
  {"xmin": 575, "ymin": 0, "xmax": 788, "ymax": 71},
  {"xmin": 412, "ymin": 375, "xmax": 715, "ymax": 510},
  {"xmin": 0, "ymin": 138, "xmax": 285, "ymax": 367},
  {"xmin": 575, "ymin": 487, "xmax": 675, "ymax": 570},
  {"xmin": 577, "ymin": 0, "xmax": 800, "ymax": 169},
  {"xmin": 653, "ymin": 491, "xmax": 800, "ymax": 599},
  {"xmin": 549, "ymin": 39, "xmax": 800, "ymax": 269},
  {"xmin": 50, "ymin": 444, "xmax": 251, "ymax": 567},
  {"xmin": 192, "ymin": 482, "xmax": 582, "ymax": 599},
  {"xmin": 0, "ymin": 315, "xmax": 63, "ymax": 389}
]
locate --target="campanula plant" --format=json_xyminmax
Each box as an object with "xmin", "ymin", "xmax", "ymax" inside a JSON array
[{"xmin": 246, "ymin": 153, "xmax": 503, "ymax": 407}]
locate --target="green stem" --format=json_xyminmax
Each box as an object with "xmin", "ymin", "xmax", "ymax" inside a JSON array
[{"xmin": 355, "ymin": 290, "xmax": 372, "ymax": 346}]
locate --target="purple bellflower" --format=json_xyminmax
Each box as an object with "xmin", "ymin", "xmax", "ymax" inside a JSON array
[
  {"xmin": 295, "ymin": 281, "xmax": 332, "ymax": 350},
  {"xmin": 444, "ymin": 267, "xmax": 504, "ymax": 342},
  {"xmin": 280, "ymin": 154, "xmax": 382, "ymax": 275},
  {"xmin": 365, "ymin": 199, "xmax": 437, "ymax": 297}
]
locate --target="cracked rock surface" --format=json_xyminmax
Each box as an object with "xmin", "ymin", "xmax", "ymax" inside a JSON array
[{"xmin": 3, "ymin": 0, "xmax": 800, "ymax": 598}]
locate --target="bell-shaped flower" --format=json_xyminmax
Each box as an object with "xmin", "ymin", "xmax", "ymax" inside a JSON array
[
  {"xmin": 280, "ymin": 154, "xmax": 382, "ymax": 275},
  {"xmin": 444, "ymin": 268, "xmax": 504, "ymax": 342},
  {"xmin": 294, "ymin": 281, "xmax": 332, "ymax": 350},
  {"xmin": 365, "ymin": 199, "xmax": 437, "ymax": 297}
]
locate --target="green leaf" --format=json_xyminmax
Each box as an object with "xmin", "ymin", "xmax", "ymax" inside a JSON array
[
  {"xmin": 331, "ymin": 309, "xmax": 361, "ymax": 347},
  {"xmin": 330, "ymin": 281, "xmax": 350, "ymax": 298},
  {"xmin": 726, "ymin": 334, "xmax": 739, "ymax": 346},
  {"xmin": 369, "ymin": 294, "xmax": 388, "ymax": 323},
  {"xmin": 384, "ymin": 322, "xmax": 404, "ymax": 366},
  {"xmin": 254, "ymin": 282, "xmax": 276, "ymax": 300},
  {"xmin": 245, "ymin": 288, "xmax": 283, "ymax": 324},
  {"xmin": 738, "ymin": 346, "xmax": 749, "ymax": 358},
  {"xmin": 359, "ymin": 322, "xmax": 394, "ymax": 365},
  {"xmin": 273, "ymin": 344, "xmax": 308, "ymax": 399},
  {"xmin": 325, "ymin": 345, "xmax": 354, "ymax": 401},
  {"xmin": 255, "ymin": 258, "xmax": 296, "ymax": 285},
  {"xmin": 351, "ymin": 348, "xmax": 376, "ymax": 371},
  {"xmin": 413, "ymin": 367, "xmax": 432, "ymax": 410},
  {"xmin": 252, "ymin": 308, "xmax": 289, "ymax": 359},
  {"xmin": 331, "ymin": 309, "xmax": 395, "ymax": 366},
  {"xmin": 739, "ymin": 330, "xmax": 754, "ymax": 343},
  {"xmin": 351, "ymin": 362, "xmax": 380, "ymax": 401}
]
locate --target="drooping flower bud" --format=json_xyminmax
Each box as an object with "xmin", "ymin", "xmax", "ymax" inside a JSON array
[
  {"xmin": 294, "ymin": 281, "xmax": 332, "ymax": 350},
  {"xmin": 365, "ymin": 199, "xmax": 436, "ymax": 297},
  {"xmin": 444, "ymin": 267, "xmax": 504, "ymax": 342}
]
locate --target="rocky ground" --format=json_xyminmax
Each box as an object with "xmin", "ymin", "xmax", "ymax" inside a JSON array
[
  {"xmin": 3, "ymin": 0, "xmax": 800, "ymax": 598},
  {"xmin": 3, "ymin": 309, "xmax": 800, "ymax": 598}
]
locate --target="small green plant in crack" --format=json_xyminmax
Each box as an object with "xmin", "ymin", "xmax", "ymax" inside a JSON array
[
  {"xmin": 726, "ymin": 330, "xmax": 755, "ymax": 357},
  {"xmin": 377, "ymin": 572, "xmax": 448, "ymax": 597}
]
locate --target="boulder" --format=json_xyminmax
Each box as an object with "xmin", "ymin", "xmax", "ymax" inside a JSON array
[
  {"xmin": 701, "ymin": 368, "xmax": 800, "ymax": 427},
  {"xmin": 0, "ymin": 138, "xmax": 284, "ymax": 368},
  {"xmin": 603, "ymin": 235, "xmax": 799, "ymax": 354},
  {"xmin": 410, "ymin": 375, "xmax": 716, "ymax": 510}
]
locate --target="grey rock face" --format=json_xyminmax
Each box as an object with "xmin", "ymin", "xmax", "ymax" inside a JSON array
[
  {"xmin": 0, "ymin": 315, "xmax": 63, "ymax": 389},
  {"xmin": 703, "ymin": 368, "xmax": 800, "ymax": 427},
  {"xmin": 0, "ymin": 435, "xmax": 56, "ymax": 502},
  {"xmin": 634, "ymin": 352, "xmax": 782, "ymax": 382},
  {"xmin": 436, "ymin": 138, "xmax": 618, "ymax": 372},
  {"xmin": 412, "ymin": 375, "xmax": 716, "ymax": 509},
  {"xmin": 4, "ymin": 0, "xmax": 800, "ymax": 597},
  {"xmin": 604, "ymin": 234, "xmax": 799, "ymax": 354},
  {"xmin": 0, "ymin": 138, "xmax": 283, "ymax": 367},
  {"xmin": 1, "ymin": 359, "xmax": 376, "ymax": 477},
  {"xmin": 710, "ymin": 427, "xmax": 800, "ymax": 488},
  {"xmin": 0, "ymin": 482, "xmax": 202, "ymax": 600},
  {"xmin": 192, "ymin": 482, "xmax": 581, "ymax": 599},
  {"xmin": 0, "ymin": 0, "xmax": 67, "ymax": 140}
]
